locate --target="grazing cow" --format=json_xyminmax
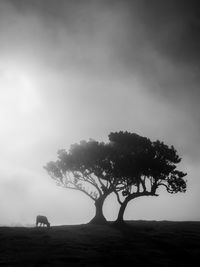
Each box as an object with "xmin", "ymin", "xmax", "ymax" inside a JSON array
[{"xmin": 36, "ymin": 215, "xmax": 50, "ymax": 228}]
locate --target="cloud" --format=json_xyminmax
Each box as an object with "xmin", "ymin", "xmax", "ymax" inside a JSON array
[{"xmin": 0, "ymin": 0, "xmax": 200, "ymax": 224}]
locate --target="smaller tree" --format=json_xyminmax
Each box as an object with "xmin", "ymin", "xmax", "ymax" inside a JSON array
[
  {"xmin": 108, "ymin": 132, "xmax": 187, "ymax": 225},
  {"xmin": 44, "ymin": 139, "xmax": 118, "ymax": 224}
]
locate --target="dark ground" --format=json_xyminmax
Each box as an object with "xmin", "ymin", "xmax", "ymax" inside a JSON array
[{"xmin": 0, "ymin": 221, "xmax": 200, "ymax": 266}]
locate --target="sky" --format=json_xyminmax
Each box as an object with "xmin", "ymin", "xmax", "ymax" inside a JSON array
[{"xmin": 0, "ymin": 0, "xmax": 200, "ymax": 226}]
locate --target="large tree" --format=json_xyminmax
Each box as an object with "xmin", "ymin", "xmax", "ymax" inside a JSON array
[
  {"xmin": 45, "ymin": 132, "xmax": 187, "ymax": 225},
  {"xmin": 108, "ymin": 132, "xmax": 187, "ymax": 225},
  {"xmin": 44, "ymin": 139, "xmax": 118, "ymax": 224}
]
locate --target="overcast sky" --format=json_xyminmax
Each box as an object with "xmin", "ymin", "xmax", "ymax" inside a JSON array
[{"xmin": 0, "ymin": 0, "xmax": 200, "ymax": 225}]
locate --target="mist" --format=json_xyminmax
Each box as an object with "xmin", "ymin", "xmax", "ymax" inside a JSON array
[{"xmin": 0, "ymin": 0, "xmax": 200, "ymax": 225}]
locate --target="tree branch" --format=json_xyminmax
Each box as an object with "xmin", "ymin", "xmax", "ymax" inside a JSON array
[
  {"xmin": 140, "ymin": 176, "xmax": 147, "ymax": 192},
  {"xmin": 114, "ymin": 190, "xmax": 123, "ymax": 205},
  {"xmin": 128, "ymin": 191, "xmax": 159, "ymax": 201},
  {"xmin": 61, "ymin": 182, "xmax": 97, "ymax": 201}
]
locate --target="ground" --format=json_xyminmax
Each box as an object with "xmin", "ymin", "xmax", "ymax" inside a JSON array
[{"xmin": 0, "ymin": 221, "xmax": 200, "ymax": 266}]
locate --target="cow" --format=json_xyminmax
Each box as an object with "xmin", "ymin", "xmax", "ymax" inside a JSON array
[{"xmin": 36, "ymin": 215, "xmax": 50, "ymax": 228}]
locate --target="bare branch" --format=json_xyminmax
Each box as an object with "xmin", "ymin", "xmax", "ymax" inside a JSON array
[
  {"xmin": 140, "ymin": 176, "xmax": 147, "ymax": 192},
  {"xmin": 114, "ymin": 190, "xmax": 123, "ymax": 205},
  {"xmin": 61, "ymin": 182, "xmax": 97, "ymax": 201}
]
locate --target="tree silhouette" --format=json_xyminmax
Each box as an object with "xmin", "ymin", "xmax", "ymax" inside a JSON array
[
  {"xmin": 44, "ymin": 139, "xmax": 118, "ymax": 224},
  {"xmin": 44, "ymin": 131, "xmax": 187, "ymax": 225},
  {"xmin": 109, "ymin": 132, "xmax": 187, "ymax": 225}
]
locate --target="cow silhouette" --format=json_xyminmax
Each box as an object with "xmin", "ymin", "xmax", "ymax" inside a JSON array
[{"xmin": 36, "ymin": 215, "xmax": 50, "ymax": 228}]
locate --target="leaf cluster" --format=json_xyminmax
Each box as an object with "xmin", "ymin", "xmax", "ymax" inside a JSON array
[{"xmin": 44, "ymin": 132, "xmax": 187, "ymax": 202}]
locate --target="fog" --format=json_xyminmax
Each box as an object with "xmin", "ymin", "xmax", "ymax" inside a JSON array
[{"xmin": 0, "ymin": 0, "xmax": 200, "ymax": 225}]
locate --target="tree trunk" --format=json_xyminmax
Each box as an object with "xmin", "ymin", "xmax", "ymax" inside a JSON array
[
  {"xmin": 89, "ymin": 196, "xmax": 107, "ymax": 225},
  {"xmin": 114, "ymin": 199, "xmax": 129, "ymax": 226}
]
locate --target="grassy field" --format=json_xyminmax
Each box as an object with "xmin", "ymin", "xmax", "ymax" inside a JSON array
[{"xmin": 0, "ymin": 221, "xmax": 200, "ymax": 266}]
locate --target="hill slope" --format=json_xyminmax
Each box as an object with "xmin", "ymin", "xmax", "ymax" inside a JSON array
[{"xmin": 0, "ymin": 221, "xmax": 200, "ymax": 266}]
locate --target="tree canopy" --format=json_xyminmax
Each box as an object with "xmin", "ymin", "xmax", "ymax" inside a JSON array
[
  {"xmin": 44, "ymin": 139, "xmax": 119, "ymax": 223},
  {"xmin": 108, "ymin": 132, "xmax": 187, "ymax": 224},
  {"xmin": 44, "ymin": 131, "xmax": 187, "ymax": 225}
]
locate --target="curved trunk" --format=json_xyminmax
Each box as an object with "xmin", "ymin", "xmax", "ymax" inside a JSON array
[
  {"xmin": 114, "ymin": 199, "xmax": 129, "ymax": 225},
  {"xmin": 90, "ymin": 196, "xmax": 107, "ymax": 224},
  {"xmin": 114, "ymin": 192, "xmax": 156, "ymax": 226}
]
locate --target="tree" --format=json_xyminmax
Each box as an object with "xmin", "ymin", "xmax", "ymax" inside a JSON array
[
  {"xmin": 44, "ymin": 139, "xmax": 118, "ymax": 224},
  {"xmin": 108, "ymin": 132, "xmax": 187, "ymax": 225},
  {"xmin": 44, "ymin": 131, "xmax": 187, "ymax": 225}
]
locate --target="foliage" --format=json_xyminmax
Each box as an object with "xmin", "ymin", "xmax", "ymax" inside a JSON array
[
  {"xmin": 108, "ymin": 132, "xmax": 187, "ymax": 223},
  {"xmin": 45, "ymin": 131, "xmax": 187, "ymax": 223},
  {"xmin": 44, "ymin": 139, "xmax": 116, "ymax": 201}
]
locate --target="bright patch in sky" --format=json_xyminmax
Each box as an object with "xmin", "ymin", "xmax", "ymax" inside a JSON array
[
  {"xmin": 0, "ymin": 66, "xmax": 39, "ymax": 112},
  {"xmin": 0, "ymin": 62, "xmax": 44, "ymax": 172},
  {"xmin": 0, "ymin": 64, "xmax": 41, "ymax": 133}
]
